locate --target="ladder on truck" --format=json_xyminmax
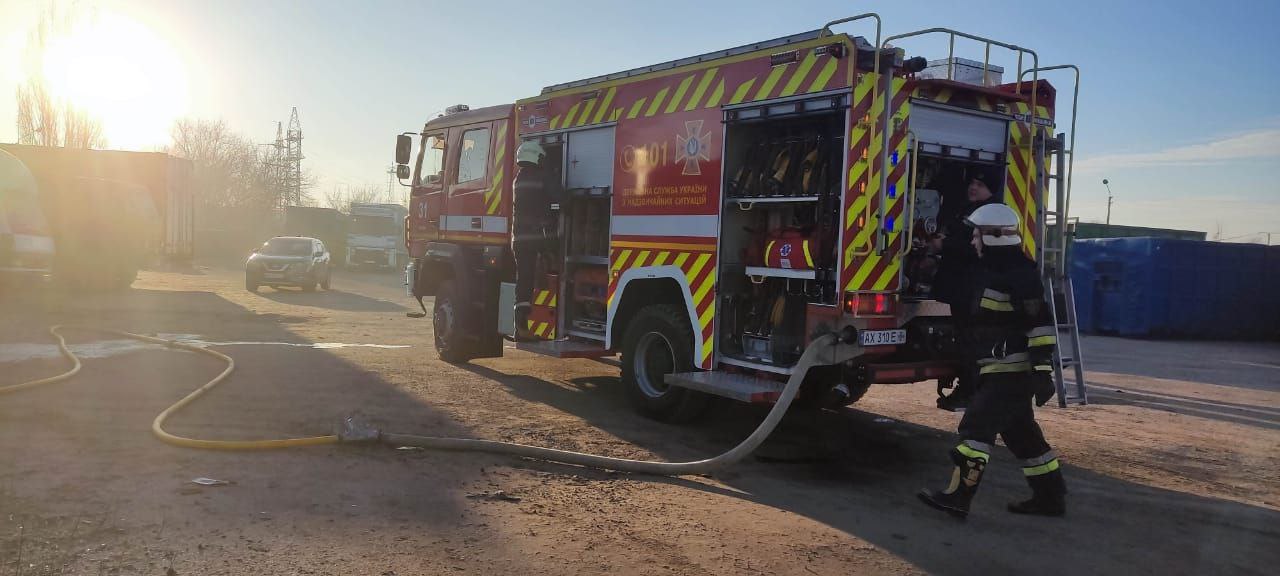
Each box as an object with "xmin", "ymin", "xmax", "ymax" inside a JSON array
[{"xmin": 1036, "ymin": 132, "xmax": 1088, "ymax": 407}]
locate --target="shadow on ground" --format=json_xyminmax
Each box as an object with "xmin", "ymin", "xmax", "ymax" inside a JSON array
[
  {"xmin": 460, "ymin": 359, "xmax": 1280, "ymax": 576},
  {"xmin": 252, "ymin": 286, "xmax": 406, "ymax": 312},
  {"xmin": 0, "ymin": 286, "xmax": 504, "ymax": 573}
]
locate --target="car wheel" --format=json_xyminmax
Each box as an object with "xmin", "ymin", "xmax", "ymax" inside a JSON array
[
  {"xmin": 434, "ymin": 279, "xmax": 474, "ymax": 363},
  {"xmin": 321, "ymin": 268, "xmax": 331, "ymax": 290},
  {"xmin": 246, "ymin": 275, "xmax": 258, "ymax": 292},
  {"xmin": 620, "ymin": 304, "xmax": 709, "ymax": 423}
]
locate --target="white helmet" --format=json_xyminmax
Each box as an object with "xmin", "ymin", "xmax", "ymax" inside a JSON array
[
  {"xmin": 965, "ymin": 203, "xmax": 1022, "ymax": 246},
  {"xmin": 515, "ymin": 141, "xmax": 545, "ymax": 166}
]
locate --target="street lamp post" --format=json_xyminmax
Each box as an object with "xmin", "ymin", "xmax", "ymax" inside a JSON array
[{"xmin": 1102, "ymin": 178, "xmax": 1114, "ymax": 227}]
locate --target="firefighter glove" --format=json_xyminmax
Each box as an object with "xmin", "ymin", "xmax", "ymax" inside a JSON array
[{"xmin": 1032, "ymin": 370, "xmax": 1056, "ymax": 407}]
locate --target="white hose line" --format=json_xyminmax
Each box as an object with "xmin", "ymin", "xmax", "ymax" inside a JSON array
[{"xmin": 383, "ymin": 333, "xmax": 862, "ymax": 475}]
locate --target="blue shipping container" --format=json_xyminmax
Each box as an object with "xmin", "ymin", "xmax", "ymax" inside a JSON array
[{"xmin": 1070, "ymin": 238, "xmax": 1277, "ymax": 340}]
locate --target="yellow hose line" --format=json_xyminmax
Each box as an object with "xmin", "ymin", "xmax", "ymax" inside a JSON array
[{"xmin": 1, "ymin": 325, "xmax": 339, "ymax": 450}]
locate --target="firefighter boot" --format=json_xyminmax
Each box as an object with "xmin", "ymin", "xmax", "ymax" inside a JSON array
[
  {"xmin": 1008, "ymin": 467, "xmax": 1067, "ymax": 517},
  {"xmin": 512, "ymin": 302, "xmax": 535, "ymax": 341},
  {"xmin": 918, "ymin": 444, "xmax": 988, "ymax": 518}
]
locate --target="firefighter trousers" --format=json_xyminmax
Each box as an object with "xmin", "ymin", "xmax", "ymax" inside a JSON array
[
  {"xmin": 513, "ymin": 235, "xmax": 556, "ymax": 306},
  {"xmin": 958, "ymin": 371, "xmax": 1052, "ymax": 461},
  {"xmin": 513, "ymin": 239, "xmax": 538, "ymax": 306}
]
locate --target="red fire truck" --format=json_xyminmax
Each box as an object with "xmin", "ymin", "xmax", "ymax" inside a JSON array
[{"xmin": 396, "ymin": 15, "xmax": 1081, "ymax": 420}]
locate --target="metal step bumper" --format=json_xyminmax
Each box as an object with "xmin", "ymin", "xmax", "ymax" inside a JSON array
[
  {"xmin": 665, "ymin": 371, "xmax": 786, "ymax": 404},
  {"xmin": 514, "ymin": 339, "xmax": 615, "ymax": 359}
]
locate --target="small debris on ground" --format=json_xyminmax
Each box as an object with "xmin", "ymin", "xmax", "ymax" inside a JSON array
[
  {"xmin": 466, "ymin": 490, "xmax": 522, "ymax": 502},
  {"xmin": 190, "ymin": 477, "xmax": 230, "ymax": 487}
]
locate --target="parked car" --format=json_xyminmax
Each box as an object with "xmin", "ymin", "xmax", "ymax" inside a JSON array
[{"xmin": 246, "ymin": 236, "xmax": 331, "ymax": 292}]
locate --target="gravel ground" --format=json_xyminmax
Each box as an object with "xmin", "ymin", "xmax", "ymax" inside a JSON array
[{"xmin": 1, "ymin": 264, "xmax": 1277, "ymax": 575}]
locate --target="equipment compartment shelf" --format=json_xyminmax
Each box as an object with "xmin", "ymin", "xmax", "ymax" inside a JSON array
[
  {"xmin": 729, "ymin": 195, "xmax": 821, "ymax": 208},
  {"xmin": 744, "ymin": 266, "xmax": 816, "ymax": 280}
]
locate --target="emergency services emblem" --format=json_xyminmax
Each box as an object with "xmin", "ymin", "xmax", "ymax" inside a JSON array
[{"xmin": 676, "ymin": 120, "xmax": 712, "ymax": 176}]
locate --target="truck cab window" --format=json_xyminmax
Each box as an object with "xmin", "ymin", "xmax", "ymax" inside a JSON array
[
  {"xmin": 417, "ymin": 134, "xmax": 445, "ymax": 187},
  {"xmin": 455, "ymin": 127, "xmax": 490, "ymax": 184}
]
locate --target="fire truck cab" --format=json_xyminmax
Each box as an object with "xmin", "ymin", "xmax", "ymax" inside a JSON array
[{"xmin": 399, "ymin": 16, "xmax": 1079, "ymax": 421}]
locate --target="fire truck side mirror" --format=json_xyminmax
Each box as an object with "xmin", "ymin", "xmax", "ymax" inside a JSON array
[
  {"xmin": 395, "ymin": 134, "xmax": 412, "ymax": 165},
  {"xmin": 396, "ymin": 164, "xmax": 411, "ymax": 180}
]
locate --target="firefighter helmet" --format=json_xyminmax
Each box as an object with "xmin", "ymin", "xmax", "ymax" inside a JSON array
[
  {"xmin": 515, "ymin": 141, "xmax": 545, "ymax": 166},
  {"xmin": 965, "ymin": 203, "xmax": 1022, "ymax": 246}
]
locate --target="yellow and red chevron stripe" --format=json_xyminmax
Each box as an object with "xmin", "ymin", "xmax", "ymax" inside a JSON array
[
  {"xmin": 609, "ymin": 240, "xmax": 717, "ymax": 369},
  {"xmin": 540, "ymin": 39, "xmax": 847, "ymax": 132},
  {"xmin": 526, "ymin": 288, "xmax": 557, "ymax": 340},
  {"xmin": 1005, "ymin": 101, "xmax": 1051, "ymax": 256},
  {"xmin": 843, "ymin": 73, "xmax": 911, "ymax": 293},
  {"xmin": 484, "ymin": 120, "xmax": 509, "ymax": 215}
]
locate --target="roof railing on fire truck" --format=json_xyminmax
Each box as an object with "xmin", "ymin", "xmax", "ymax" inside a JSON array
[
  {"xmin": 875, "ymin": 28, "xmax": 1040, "ymax": 255},
  {"xmin": 1022, "ymin": 64, "xmax": 1081, "ymax": 279}
]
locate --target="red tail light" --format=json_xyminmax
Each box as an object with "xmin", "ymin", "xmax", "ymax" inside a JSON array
[{"xmin": 843, "ymin": 292, "xmax": 896, "ymax": 316}]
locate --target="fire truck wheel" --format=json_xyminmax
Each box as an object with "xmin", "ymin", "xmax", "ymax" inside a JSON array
[
  {"xmin": 433, "ymin": 279, "xmax": 473, "ymax": 363},
  {"xmin": 621, "ymin": 305, "xmax": 708, "ymax": 423}
]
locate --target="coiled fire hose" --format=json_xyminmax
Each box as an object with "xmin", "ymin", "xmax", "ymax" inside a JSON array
[{"xmin": 2, "ymin": 326, "xmax": 860, "ymax": 475}]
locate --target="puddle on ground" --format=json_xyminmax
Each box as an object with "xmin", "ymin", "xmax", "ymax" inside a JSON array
[{"xmin": 0, "ymin": 333, "xmax": 409, "ymax": 364}]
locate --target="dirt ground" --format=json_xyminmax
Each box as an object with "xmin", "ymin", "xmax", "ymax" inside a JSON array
[{"xmin": 2, "ymin": 264, "xmax": 1277, "ymax": 575}]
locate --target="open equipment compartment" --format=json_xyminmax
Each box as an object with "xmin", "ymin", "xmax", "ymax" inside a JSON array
[
  {"xmin": 900, "ymin": 100, "xmax": 1010, "ymax": 301},
  {"xmin": 716, "ymin": 93, "xmax": 845, "ymax": 368},
  {"xmin": 558, "ymin": 126, "xmax": 614, "ymax": 339}
]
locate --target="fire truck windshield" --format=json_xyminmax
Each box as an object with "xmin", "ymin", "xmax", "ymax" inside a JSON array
[{"xmin": 417, "ymin": 134, "xmax": 445, "ymax": 187}]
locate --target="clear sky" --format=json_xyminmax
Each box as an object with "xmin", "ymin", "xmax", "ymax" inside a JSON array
[{"xmin": 2, "ymin": 0, "xmax": 1278, "ymax": 243}]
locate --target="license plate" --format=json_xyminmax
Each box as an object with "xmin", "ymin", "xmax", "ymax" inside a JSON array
[
  {"xmin": 263, "ymin": 272, "xmax": 284, "ymax": 279},
  {"xmin": 860, "ymin": 329, "xmax": 906, "ymax": 346}
]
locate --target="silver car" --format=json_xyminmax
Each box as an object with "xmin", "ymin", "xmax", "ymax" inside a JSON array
[{"xmin": 246, "ymin": 236, "xmax": 331, "ymax": 292}]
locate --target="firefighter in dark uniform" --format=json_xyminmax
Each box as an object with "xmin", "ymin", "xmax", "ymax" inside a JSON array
[
  {"xmin": 511, "ymin": 141, "xmax": 555, "ymax": 341},
  {"xmin": 919, "ymin": 203, "xmax": 1066, "ymax": 518},
  {"xmin": 931, "ymin": 172, "xmax": 998, "ymax": 411}
]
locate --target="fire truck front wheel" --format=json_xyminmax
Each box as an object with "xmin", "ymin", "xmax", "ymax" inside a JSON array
[
  {"xmin": 621, "ymin": 305, "xmax": 709, "ymax": 423},
  {"xmin": 433, "ymin": 279, "xmax": 474, "ymax": 363}
]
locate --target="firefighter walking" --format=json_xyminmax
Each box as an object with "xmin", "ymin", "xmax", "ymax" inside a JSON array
[{"xmin": 918, "ymin": 203, "xmax": 1067, "ymax": 518}]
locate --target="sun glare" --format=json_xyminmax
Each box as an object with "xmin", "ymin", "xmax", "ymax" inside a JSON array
[{"xmin": 40, "ymin": 10, "xmax": 188, "ymax": 150}]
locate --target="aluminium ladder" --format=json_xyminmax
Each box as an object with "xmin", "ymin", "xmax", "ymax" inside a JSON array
[{"xmin": 1037, "ymin": 132, "xmax": 1088, "ymax": 406}]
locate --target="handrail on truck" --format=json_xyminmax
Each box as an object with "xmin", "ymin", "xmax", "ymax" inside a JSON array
[
  {"xmin": 819, "ymin": 14, "xmax": 881, "ymax": 259},
  {"xmin": 1020, "ymin": 64, "xmax": 1081, "ymax": 273},
  {"xmin": 876, "ymin": 28, "xmax": 1039, "ymax": 255}
]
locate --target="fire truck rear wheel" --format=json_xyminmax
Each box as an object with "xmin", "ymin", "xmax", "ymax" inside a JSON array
[
  {"xmin": 621, "ymin": 304, "xmax": 708, "ymax": 423},
  {"xmin": 433, "ymin": 279, "xmax": 473, "ymax": 363}
]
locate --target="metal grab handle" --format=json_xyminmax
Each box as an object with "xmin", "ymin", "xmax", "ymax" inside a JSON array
[
  {"xmin": 819, "ymin": 13, "xmax": 881, "ymax": 49},
  {"xmin": 903, "ymin": 132, "xmax": 920, "ymax": 253}
]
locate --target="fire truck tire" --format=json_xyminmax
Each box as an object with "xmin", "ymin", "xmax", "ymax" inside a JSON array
[
  {"xmin": 433, "ymin": 279, "xmax": 474, "ymax": 364},
  {"xmin": 621, "ymin": 304, "xmax": 708, "ymax": 423}
]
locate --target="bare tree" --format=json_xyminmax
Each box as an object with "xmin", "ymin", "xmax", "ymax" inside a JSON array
[
  {"xmin": 322, "ymin": 184, "xmax": 383, "ymax": 212},
  {"xmin": 14, "ymin": 3, "xmax": 106, "ymax": 149},
  {"xmin": 167, "ymin": 117, "xmax": 322, "ymax": 211},
  {"xmin": 167, "ymin": 118, "xmax": 257, "ymax": 209}
]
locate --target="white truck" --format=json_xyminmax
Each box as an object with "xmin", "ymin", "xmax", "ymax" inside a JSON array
[{"xmin": 346, "ymin": 203, "xmax": 408, "ymax": 269}]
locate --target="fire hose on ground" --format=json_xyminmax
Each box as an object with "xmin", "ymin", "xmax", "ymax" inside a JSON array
[{"xmin": 1, "ymin": 326, "xmax": 861, "ymax": 475}]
